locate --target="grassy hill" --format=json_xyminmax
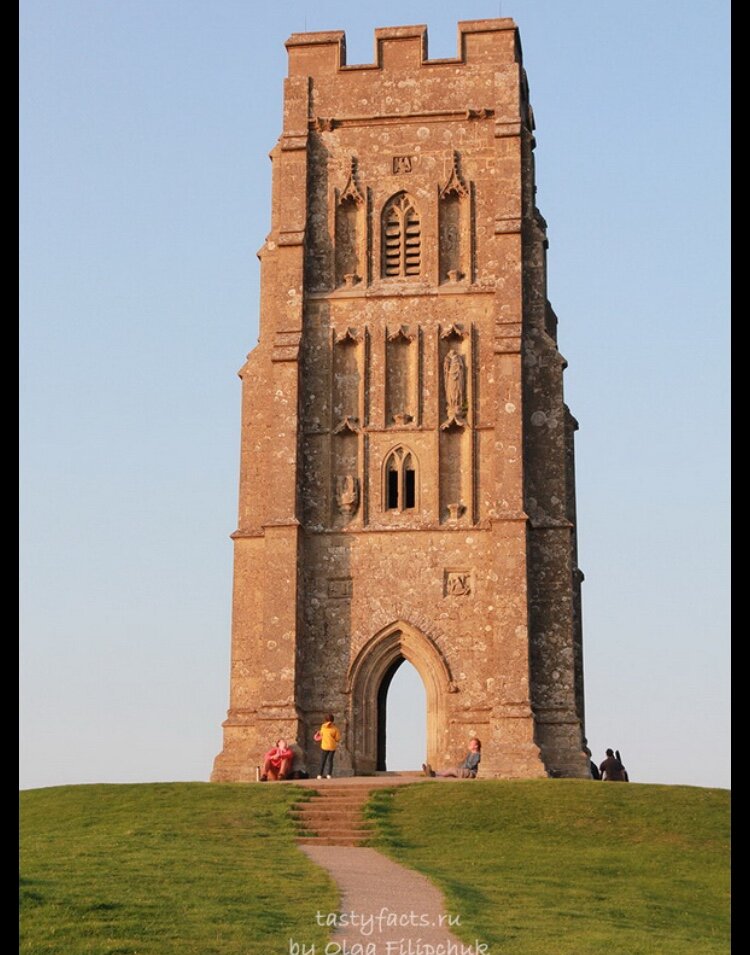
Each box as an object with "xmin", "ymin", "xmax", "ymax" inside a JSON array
[
  {"xmin": 21, "ymin": 780, "xmax": 729, "ymax": 955},
  {"xmin": 20, "ymin": 783, "xmax": 337, "ymax": 955},
  {"xmin": 367, "ymin": 779, "xmax": 730, "ymax": 955}
]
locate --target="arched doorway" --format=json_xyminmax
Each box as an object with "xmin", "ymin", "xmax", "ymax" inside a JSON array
[
  {"xmin": 377, "ymin": 657, "xmax": 426, "ymax": 771},
  {"xmin": 347, "ymin": 620, "xmax": 453, "ymax": 774}
]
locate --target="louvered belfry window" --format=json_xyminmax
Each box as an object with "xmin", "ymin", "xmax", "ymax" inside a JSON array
[{"xmin": 383, "ymin": 193, "xmax": 421, "ymax": 278}]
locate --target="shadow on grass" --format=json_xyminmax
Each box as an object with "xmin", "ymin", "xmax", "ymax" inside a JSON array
[
  {"xmin": 19, "ymin": 877, "xmax": 46, "ymax": 906},
  {"xmin": 363, "ymin": 787, "xmax": 420, "ymax": 850}
]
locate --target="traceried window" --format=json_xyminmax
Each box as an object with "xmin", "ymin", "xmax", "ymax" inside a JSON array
[
  {"xmin": 384, "ymin": 446, "xmax": 417, "ymax": 512},
  {"xmin": 382, "ymin": 193, "xmax": 421, "ymax": 278}
]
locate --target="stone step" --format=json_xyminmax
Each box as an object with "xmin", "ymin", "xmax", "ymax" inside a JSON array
[
  {"xmin": 291, "ymin": 783, "xmax": 378, "ymax": 845},
  {"xmin": 296, "ymin": 803, "xmax": 368, "ymax": 810},
  {"xmin": 297, "ymin": 832, "xmax": 374, "ymax": 842},
  {"xmin": 304, "ymin": 787, "xmax": 372, "ymax": 794},
  {"xmin": 374, "ymin": 770, "xmax": 424, "ymax": 776},
  {"xmin": 294, "ymin": 792, "xmax": 367, "ymax": 798},
  {"xmin": 296, "ymin": 819, "xmax": 374, "ymax": 831},
  {"xmin": 292, "ymin": 801, "xmax": 366, "ymax": 809},
  {"xmin": 302, "ymin": 789, "xmax": 372, "ymax": 797},
  {"xmin": 296, "ymin": 835, "xmax": 370, "ymax": 846},
  {"xmin": 307, "ymin": 781, "xmax": 377, "ymax": 787},
  {"xmin": 296, "ymin": 799, "xmax": 374, "ymax": 812},
  {"xmin": 296, "ymin": 817, "xmax": 373, "ymax": 827},
  {"xmin": 294, "ymin": 816, "xmax": 367, "ymax": 824}
]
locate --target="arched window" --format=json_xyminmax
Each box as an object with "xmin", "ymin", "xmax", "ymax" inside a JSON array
[
  {"xmin": 384, "ymin": 446, "xmax": 417, "ymax": 512},
  {"xmin": 382, "ymin": 193, "xmax": 421, "ymax": 278}
]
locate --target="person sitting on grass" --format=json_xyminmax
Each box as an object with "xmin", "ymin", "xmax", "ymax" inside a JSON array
[
  {"xmin": 599, "ymin": 748, "xmax": 627, "ymax": 782},
  {"xmin": 260, "ymin": 738, "xmax": 293, "ymax": 781},
  {"xmin": 423, "ymin": 737, "xmax": 481, "ymax": 779}
]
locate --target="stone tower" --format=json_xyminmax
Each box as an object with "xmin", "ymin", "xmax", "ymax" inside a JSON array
[{"xmin": 211, "ymin": 18, "xmax": 589, "ymax": 781}]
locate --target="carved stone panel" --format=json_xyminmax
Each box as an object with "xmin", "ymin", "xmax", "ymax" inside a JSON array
[
  {"xmin": 335, "ymin": 475, "xmax": 360, "ymax": 515},
  {"xmin": 328, "ymin": 578, "xmax": 353, "ymax": 599},
  {"xmin": 444, "ymin": 570, "xmax": 474, "ymax": 597}
]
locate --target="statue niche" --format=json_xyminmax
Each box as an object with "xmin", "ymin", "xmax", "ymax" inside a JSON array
[
  {"xmin": 441, "ymin": 350, "xmax": 467, "ymax": 430},
  {"xmin": 335, "ymin": 158, "xmax": 365, "ymax": 287},
  {"xmin": 439, "ymin": 151, "xmax": 469, "ymax": 284}
]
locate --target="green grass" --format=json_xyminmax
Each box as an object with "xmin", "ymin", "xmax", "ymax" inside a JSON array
[
  {"xmin": 21, "ymin": 779, "xmax": 731, "ymax": 955},
  {"xmin": 366, "ymin": 779, "xmax": 730, "ymax": 955},
  {"xmin": 20, "ymin": 783, "xmax": 337, "ymax": 955}
]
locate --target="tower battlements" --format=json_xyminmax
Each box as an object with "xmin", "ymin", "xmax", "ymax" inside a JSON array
[
  {"xmin": 280, "ymin": 20, "xmax": 530, "ymax": 157},
  {"xmin": 285, "ymin": 19, "xmax": 521, "ymax": 77}
]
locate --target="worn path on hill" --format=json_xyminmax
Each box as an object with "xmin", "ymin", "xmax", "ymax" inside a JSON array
[{"xmin": 286, "ymin": 775, "xmax": 478, "ymax": 953}]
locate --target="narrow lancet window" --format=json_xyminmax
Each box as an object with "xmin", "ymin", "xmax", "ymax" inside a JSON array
[{"xmin": 384, "ymin": 447, "xmax": 418, "ymax": 512}]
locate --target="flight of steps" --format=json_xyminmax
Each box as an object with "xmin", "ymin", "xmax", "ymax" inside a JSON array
[{"xmin": 292, "ymin": 784, "xmax": 378, "ymax": 847}]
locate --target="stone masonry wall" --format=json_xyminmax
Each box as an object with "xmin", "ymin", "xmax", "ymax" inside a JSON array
[{"xmin": 211, "ymin": 19, "xmax": 588, "ymax": 782}]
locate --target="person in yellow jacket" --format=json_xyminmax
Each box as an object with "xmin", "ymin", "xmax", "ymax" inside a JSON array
[{"xmin": 314, "ymin": 713, "xmax": 341, "ymax": 778}]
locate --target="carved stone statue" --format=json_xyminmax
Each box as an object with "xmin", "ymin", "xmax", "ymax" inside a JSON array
[
  {"xmin": 336, "ymin": 475, "xmax": 359, "ymax": 515},
  {"xmin": 442, "ymin": 350, "xmax": 466, "ymax": 428}
]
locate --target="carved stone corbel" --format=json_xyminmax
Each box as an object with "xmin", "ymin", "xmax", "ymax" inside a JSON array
[
  {"xmin": 333, "ymin": 416, "xmax": 361, "ymax": 434},
  {"xmin": 387, "ymin": 324, "xmax": 414, "ymax": 343}
]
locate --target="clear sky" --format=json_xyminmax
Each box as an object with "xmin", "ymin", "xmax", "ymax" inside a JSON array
[{"xmin": 20, "ymin": 1, "xmax": 729, "ymax": 790}]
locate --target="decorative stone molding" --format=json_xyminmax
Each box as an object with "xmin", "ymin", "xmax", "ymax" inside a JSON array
[
  {"xmin": 271, "ymin": 330, "xmax": 302, "ymax": 363},
  {"xmin": 339, "ymin": 157, "xmax": 365, "ymax": 206},
  {"xmin": 439, "ymin": 151, "xmax": 469, "ymax": 200},
  {"xmin": 333, "ymin": 415, "xmax": 361, "ymax": 434},
  {"xmin": 391, "ymin": 412, "xmax": 413, "ymax": 426},
  {"xmin": 386, "ymin": 324, "xmax": 415, "ymax": 343},
  {"xmin": 335, "ymin": 327, "xmax": 361, "ymax": 345},
  {"xmin": 466, "ymin": 107, "xmax": 493, "ymax": 120},
  {"xmin": 494, "ymin": 216, "xmax": 522, "ymax": 235},
  {"xmin": 440, "ymin": 322, "xmax": 468, "ymax": 340}
]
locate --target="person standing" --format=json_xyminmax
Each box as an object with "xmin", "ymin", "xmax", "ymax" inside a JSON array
[
  {"xmin": 599, "ymin": 748, "xmax": 627, "ymax": 782},
  {"xmin": 314, "ymin": 713, "xmax": 341, "ymax": 779}
]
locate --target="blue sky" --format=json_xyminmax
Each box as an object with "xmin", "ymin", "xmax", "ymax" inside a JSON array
[{"xmin": 20, "ymin": 1, "xmax": 729, "ymax": 790}]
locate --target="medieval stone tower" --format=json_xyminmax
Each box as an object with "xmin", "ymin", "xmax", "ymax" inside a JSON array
[{"xmin": 211, "ymin": 18, "xmax": 589, "ymax": 781}]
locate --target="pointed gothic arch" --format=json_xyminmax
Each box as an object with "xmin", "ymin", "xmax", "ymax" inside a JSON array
[
  {"xmin": 383, "ymin": 445, "xmax": 418, "ymax": 512},
  {"xmin": 347, "ymin": 620, "xmax": 454, "ymax": 773}
]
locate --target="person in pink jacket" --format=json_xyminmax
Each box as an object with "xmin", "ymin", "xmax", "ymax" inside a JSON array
[{"xmin": 260, "ymin": 738, "xmax": 293, "ymax": 781}]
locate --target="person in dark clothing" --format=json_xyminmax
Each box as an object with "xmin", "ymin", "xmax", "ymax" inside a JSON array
[
  {"xmin": 583, "ymin": 742, "xmax": 600, "ymax": 779},
  {"xmin": 599, "ymin": 748, "xmax": 627, "ymax": 781}
]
